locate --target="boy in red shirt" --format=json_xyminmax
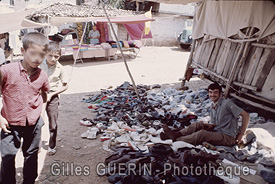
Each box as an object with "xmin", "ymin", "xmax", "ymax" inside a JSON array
[{"xmin": 0, "ymin": 32, "xmax": 50, "ymax": 184}]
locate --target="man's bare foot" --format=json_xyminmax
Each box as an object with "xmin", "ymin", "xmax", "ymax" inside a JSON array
[{"xmin": 162, "ymin": 124, "xmax": 182, "ymax": 141}]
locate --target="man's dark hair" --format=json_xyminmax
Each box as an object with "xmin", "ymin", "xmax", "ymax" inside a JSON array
[
  {"xmin": 22, "ymin": 32, "xmax": 48, "ymax": 51},
  {"xmin": 208, "ymin": 82, "xmax": 222, "ymax": 93},
  {"xmin": 48, "ymin": 41, "xmax": 61, "ymax": 55}
]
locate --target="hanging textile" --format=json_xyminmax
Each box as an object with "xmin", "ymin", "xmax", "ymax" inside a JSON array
[{"xmin": 123, "ymin": 23, "xmax": 152, "ymax": 40}]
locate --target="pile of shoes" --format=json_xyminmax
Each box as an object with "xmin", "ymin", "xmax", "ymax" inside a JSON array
[
  {"xmin": 80, "ymin": 82, "xmax": 209, "ymax": 151},
  {"xmin": 80, "ymin": 81, "xmax": 275, "ymax": 183},
  {"xmin": 101, "ymin": 145, "xmax": 224, "ymax": 184},
  {"xmin": 82, "ymin": 82, "xmax": 202, "ymax": 130}
]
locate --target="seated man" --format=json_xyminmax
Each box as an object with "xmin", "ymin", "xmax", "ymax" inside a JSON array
[{"xmin": 161, "ymin": 82, "xmax": 249, "ymax": 146}]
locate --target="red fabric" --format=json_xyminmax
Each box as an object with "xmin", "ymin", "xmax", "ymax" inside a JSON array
[
  {"xmin": 123, "ymin": 23, "xmax": 152, "ymax": 40},
  {"xmin": 0, "ymin": 61, "xmax": 50, "ymax": 126}
]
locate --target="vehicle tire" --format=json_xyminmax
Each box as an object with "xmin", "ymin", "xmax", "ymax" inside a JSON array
[{"xmin": 180, "ymin": 44, "xmax": 190, "ymax": 50}]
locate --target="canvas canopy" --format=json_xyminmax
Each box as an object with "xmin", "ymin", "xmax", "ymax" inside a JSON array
[
  {"xmin": 192, "ymin": 1, "xmax": 275, "ymax": 40},
  {"xmin": 0, "ymin": 10, "xmax": 48, "ymax": 34},
  {"xmin": 22, "ymin": 14, "xmax": 154, "ymax": 27},
  {"xmin": 21, "ymin": 2, "xmax": 154, "ymax": 27}
]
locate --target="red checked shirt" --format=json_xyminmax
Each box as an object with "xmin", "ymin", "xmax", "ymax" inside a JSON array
[{"xmin": 0, "ymin": 61, "xmax": 50, "ymax": 126}]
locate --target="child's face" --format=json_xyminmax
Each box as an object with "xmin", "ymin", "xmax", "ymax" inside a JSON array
[
  {"xmin": 21, "ymin": 44, "xmax": 47, "ymax": 68},
  {"xmin": 46, "ymin": 51, "xmax": 60, "ymax": 66}
]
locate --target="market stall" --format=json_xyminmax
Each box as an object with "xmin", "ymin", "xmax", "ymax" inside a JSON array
[{"xmin": 22, "ymin": 2, "xmax": 154, "ymax": 62}]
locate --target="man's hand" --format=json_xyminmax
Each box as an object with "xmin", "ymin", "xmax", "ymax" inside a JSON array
[
  {"xmin": 235, "ymin": 133, "xmax": 243, "ymax": 144},
  {"xmin": 203, "ymin": 123, "xmax": 216, "ymax": 131},
  {"xmin": 0, "ymin": 117, "xmax": 11, "ymax": 133}
]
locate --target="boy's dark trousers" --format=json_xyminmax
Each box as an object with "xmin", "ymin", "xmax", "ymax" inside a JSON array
[
  {"xmin": 0, "ymin": 117, "xmax": 44, "ymax": 184},
  {"xmin": 46, "ymin": 95, "xmax": 59, "ymax": 149}
]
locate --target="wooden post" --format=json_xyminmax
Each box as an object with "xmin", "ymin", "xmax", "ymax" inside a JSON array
[
  {"xmin": 181, "ymin": 39, "xmax": 196, "ymax": 88},
  {"xmin": 102, "ymin": 3, "xmax": 140, "ymax": 98}
]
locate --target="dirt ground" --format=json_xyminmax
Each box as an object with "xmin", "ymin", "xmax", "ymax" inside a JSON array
[{"xmin": 0, "ymin": 46, "xmax": 212, "ymax": 183}]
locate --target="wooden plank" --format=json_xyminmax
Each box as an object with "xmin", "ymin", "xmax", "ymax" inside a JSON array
[
  {"xmin": 200, "ymin": 41, "xmax": 211, "ymax": 67},
  {"xmin": 237, "ymin": 46, "xmax": 256, "ymax": 83},
  {"xmin": 208, "ymin": 39, "xmax": 222, "ymax": 70},
  {"xmin": 204, "ymin": 39, "xmax": 216, "ymax": 68},
  {"xmin": 217, "ymin": 41, "xmax": 231, "ymax": 75},
  {"xmin": 231, "ymin": 93, "xmax": 275, "ymax": 113},
  {"xmin": 197, "ymin": 40, "xmax": 208, "ymax": 65},
  {"xmin": 255, "ymin": 49, "xmax": 275, "ymax": 89},
  {"xmin": 198, "ymin": 41, "xmax": 209, "ymax": 66},
  {"xmin": 222, "ymin": 42, "xmax": 238, "ymax": 77},
  {"xmin": 224, "ymin": 40, "xmax": 247, "ymax": 98},
  {"xmin": 230, "ymin": 44, "xmax": 241, "ymax": 79},
  {"xmin": 251, "ymin": 42, "xmax": 275, "ymax": 49},
  {"xmin": 244, "ymin": 47, "xmax": 264, "ymax": 85},
  {"xmin": 245, "ymin": 92, "xmax": 275, "ymax": 106},
  {"xmin": 193, "ymin": 38, "xmax": 203, "ymax": 63},
  {"xmin": 251, "ymin": 49, "xmax": 271, "ymax": 86},
  {"xmin": 214, "ymin": 39, "xmax": 226, "ymax": 73}
]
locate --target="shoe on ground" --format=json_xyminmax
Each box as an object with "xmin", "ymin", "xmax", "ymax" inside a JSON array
[{"xmin": 48, "ymin": 147, "xmax": 56, "ymax": 156}]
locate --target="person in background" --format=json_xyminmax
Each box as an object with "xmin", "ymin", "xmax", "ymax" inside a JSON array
[
  {"xmin": 40, "ymin": 41, "xmax": 68, "ymax": 156},
  {"xmin": 88, "ymin": 25, "xmax": 100, "ymax": 44}
]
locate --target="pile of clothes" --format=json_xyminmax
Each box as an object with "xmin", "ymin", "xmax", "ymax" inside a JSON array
[
  {"xmin": 80, "ymin": 82, "xmax": 275, "ymax": 184},
  {"xmin": 100, "ymin": 145, "xmax": 224, "ymax": 184}
]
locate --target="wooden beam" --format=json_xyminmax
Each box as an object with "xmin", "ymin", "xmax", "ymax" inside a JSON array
[
  {"xmin": 192, "ymin": 61, "xmax": 259, "ymax": 92},
  {"xmin": 192, "ymin": 62, "xmax": 228, "ymax": 81},
  {"xmin": 230, "ymin": 93, "xmax": 275, "ymax": 114},
  {"xmin": 232, "ymin": 81, "xmax": 259, "ymax": 92},
  {"xmin": 244, "ymin": 92, "xmax": 275, "ymax": 106},
  {"xmin": 251, "ymin": 43, "xmax": 275, "ymax": 49}
]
